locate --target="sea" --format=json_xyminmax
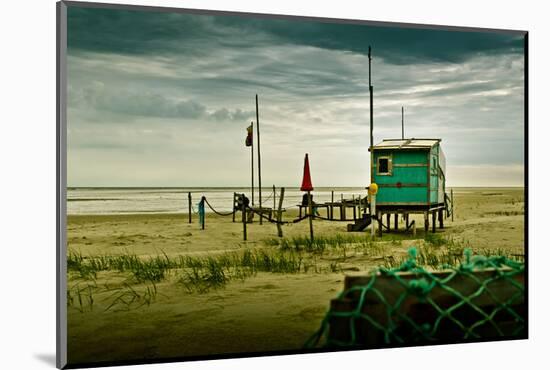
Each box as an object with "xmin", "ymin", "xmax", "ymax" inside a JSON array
[{"xmin": 67, "ymin": 187, "xmax": 368, "ymax": 215}]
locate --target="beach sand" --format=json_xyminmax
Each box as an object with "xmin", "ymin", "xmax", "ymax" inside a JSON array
[{"xmin": 66, "ymin": 187, "xmax": 524, "ymax": 365}]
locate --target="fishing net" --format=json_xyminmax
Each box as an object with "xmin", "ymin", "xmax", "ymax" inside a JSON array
[{"xmin": 305, "ymin": 248, "xmax": 525, "ymax": 348}]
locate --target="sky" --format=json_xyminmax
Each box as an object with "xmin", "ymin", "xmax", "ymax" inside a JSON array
[{"xmin": 66, "ymin": 5, "xmax": 525, "ymax": 187}]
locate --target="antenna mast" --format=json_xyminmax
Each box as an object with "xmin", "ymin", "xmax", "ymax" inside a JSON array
[
  {"xmin": 401, "ymin": 107, "xmax": 405, "ymax": 140},
  {"xmin": 368, "ymin": 46, "xmax": 373, "ymax": 152}
]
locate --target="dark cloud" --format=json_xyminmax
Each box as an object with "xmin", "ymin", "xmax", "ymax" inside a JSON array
[
  {"xmin": 65, "ymin": 5, "xmax": 525, "ymax": 187},
  {"xmin": 67, "ymin": 5, "xmax": 524, "ymax": 64},
  {"xmin": 210, "ymin": 108, "xmax": 255, "ymax": 122},
  {"xmin": 70, "ymin": 81, "xmax": 254, "ymax": 122}
]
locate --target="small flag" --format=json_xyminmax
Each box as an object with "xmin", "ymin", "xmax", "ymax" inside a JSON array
[
  {"xmin": 245, "ymin": 124, "xmax": 253, "ymax": 147},
  {"xmin": 300, "ymin": 153, "xmax": 314, "ymax": 191}
]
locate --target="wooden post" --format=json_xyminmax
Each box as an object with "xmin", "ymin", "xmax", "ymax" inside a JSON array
[
  {"xmin": 273, "ymin": 185, "xmax": 276, "ymax": 211},
  {"xmin": 232, "ymin": 192, "xmax": 236, "ymax": 223},
  {"xmin": 352, "ymin": 195, "xmax": 356, "ymax": 221},
  {"xmin": 394, "ymin": 214, "xmax": 398, "ymax": 230},
  {"xmin": 439, "ymin": 209, "xmax": 444, "ymax": 229},
  {"xmin": 256, "ymin": 94, "xmax": 262, "ymax": 225},
  {"xmin": 451, "ymin": 188, "xmax": 454, "ymax": 222},
  {"xmin": 378, "ymin": 211, "xmax": 383, "ymax": 237},
  {"xmin": 432, "ymin": 211, "xmax": 436, "ymax": 233},
  {"xmin": 341, "ymin": 203, "xmax": 346, "ymax": 221},
  {"xmin": 242, "ymin": 194, "xmax": 247, "ymax": 241},
  {"xmin": 330, "ymin": 191, "xmax": 334, "ymax": 220},
  {"xmin": 308, "ymin": 190, "xmax": 314, "ymax": 240},
  {"xmin": 277, "ymin": 187, "xmax": 285, "ymax": 237},
  {"xmin": 386, "ymin": 214, "xmax": 391, "ymax": 231},
  {"xmin": 370, "ymin": 194, "xmax": 376, "ymax": 238},
  {"xmin": 188, "ymin": 192, "xmax": 192, "ymax": 224},
  {"xmin": 424, "ymin": 212, "xmax": 429, "ymax": 232},
  {"xmin": 200, "ymin": 198, "xmax": 205, "ymax": 230}
]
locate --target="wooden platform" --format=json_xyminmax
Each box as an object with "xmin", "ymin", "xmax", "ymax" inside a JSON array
[{"xmin": 298, "ymin": 198, "xmax": 366, "ymax": 221}]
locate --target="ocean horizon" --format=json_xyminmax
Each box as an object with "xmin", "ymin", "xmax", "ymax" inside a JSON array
[{"xmin": 67, "ymin": 186, "xmax": 367, "ymax": 215}]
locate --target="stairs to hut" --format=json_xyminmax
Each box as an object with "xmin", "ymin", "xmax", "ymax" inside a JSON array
[{"xmin": 347, "ymin": 214, "xmax": 372, "ymax": 232}]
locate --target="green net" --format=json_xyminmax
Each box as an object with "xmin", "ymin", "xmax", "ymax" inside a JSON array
[{"xmin": 305, "ymin": 248, "xmax": 525, "ymax": 348}]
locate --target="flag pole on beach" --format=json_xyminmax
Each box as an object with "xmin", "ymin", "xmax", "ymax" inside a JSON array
[
  {"xmin": 245, "ymin": 122, "xmax": 254, "ymax": 206},
  {"xmin": 301, "ymin": 153, "xmax": 314, "ymax": 240},
  {"xmin": 256, "ymin": 94, "xmax": 263, "ymax": 225}
]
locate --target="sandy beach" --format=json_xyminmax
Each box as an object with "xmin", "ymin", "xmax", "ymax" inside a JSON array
[{"xmin": 66, "ymin": 187, "xmax": 524, "ymax": 364}]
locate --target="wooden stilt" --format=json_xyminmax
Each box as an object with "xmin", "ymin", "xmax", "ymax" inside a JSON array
[
  {"xmin": 370, "ymin": 194, "xmax": 376, "ymax": 238},
  {"xmin": 341, "ymin": 204, "xmax": 346, "ymax": 221},
  {"xmin": 424, "ymin": 212, "xmax": 429, "ymax": 232},
  {"xmin": 451, "ymin": 188, "xmax": 454, "ymax": 222},
  {"xmin": 394, "ymin": 214, "xmax": 398, "ymax": 230},
  {"xmin": 432, "ymin": 211, "xmax": 436, "ymax": 233},
  {"xmin": 386, "ymin": 214, "xmax": 391, "ymax": 230}
]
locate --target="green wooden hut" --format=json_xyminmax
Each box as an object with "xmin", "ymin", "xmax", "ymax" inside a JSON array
[{"xmin": 370, "ymin": 138, "xmax": 450, "ymax": 232}]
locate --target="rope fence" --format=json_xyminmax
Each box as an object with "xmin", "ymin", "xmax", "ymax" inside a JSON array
[
  {"xmin": 198, "ymin": 194, "xmax": 368, "ymax": 225},
  {"xmin": 203, "ymin": 198, "xmax": 235, "ymax": 217}
]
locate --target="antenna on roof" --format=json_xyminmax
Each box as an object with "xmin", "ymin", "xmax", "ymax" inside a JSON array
[
  {"xmin": 401, "ymin": 107, "xmax": 405, "ymax": 140},
  {"xmin": 368, "ymin": 46, "xmax": 374, "ymax": 153}
]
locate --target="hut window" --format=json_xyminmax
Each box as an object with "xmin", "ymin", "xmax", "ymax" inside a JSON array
[{"xmin": 377, "ymin": 156, "xmax": 392, "ymax": 175}]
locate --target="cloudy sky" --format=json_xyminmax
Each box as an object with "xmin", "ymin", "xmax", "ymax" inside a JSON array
[{"xmin": 66, "ymin": 5, "xmax": 525, "ymax": 187}]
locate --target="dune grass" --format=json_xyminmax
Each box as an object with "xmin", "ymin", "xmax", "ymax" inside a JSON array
[
  {"xmin": 67, "ymin": 231, "xmax": 524, "ymax": 308},
  {"xmin": 68, "ymin": 248, "xmax": 324, "ymax": 297}
]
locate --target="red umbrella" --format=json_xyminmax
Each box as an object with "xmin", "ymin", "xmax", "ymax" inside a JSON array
[{"xmin": 300, "ymin": 153, "xmax": 314, "ymax": 191}]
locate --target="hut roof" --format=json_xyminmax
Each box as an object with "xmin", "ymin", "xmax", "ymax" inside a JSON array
[{"xmin": 373, "ymin": 138, "xmax": 441, "ymax": 150}]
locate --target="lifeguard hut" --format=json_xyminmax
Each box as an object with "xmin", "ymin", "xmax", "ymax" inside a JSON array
[
  {"xmin": 353, "ymin": 46, "xmax": 453, "ymax": 235},
  {"xmin": 371, "ymin": 138, "xmax": 452, "ymax": 234}
]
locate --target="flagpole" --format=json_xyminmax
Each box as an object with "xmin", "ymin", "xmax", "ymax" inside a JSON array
[
  {"xmin": 301, "ymin": 153, "xmax": 314, "ymax": 240},
  {"xmin": 256, "ymin": 94, "xmax": 262, "ymax": 225},
  {"xmin": 251, "ymin": 122, "xmax": 254, "ymax": 206}
]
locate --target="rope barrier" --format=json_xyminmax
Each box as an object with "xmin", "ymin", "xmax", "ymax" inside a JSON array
[
  {"xmin": 245, "ymin": 206, "xmax": 309, "ymax": 225},
  {"xmin": 203, "ymin": 197, "xmax": 235, "ymax": 217},
  {"xmin": 260, "ymin": 191, "xmax": 274, "ymax": 205}
]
